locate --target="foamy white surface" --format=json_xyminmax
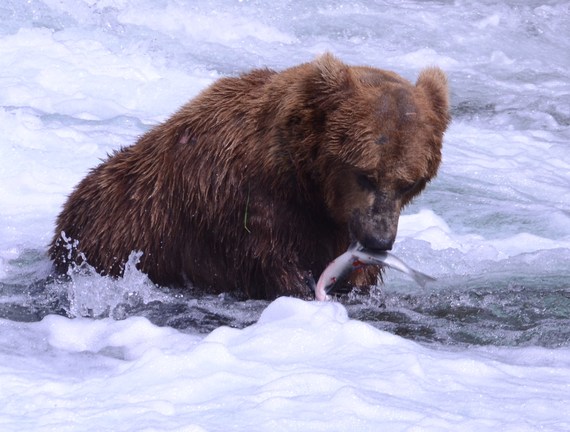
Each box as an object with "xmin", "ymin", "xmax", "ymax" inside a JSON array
[
  {"xmin": 1, "ymin": 0, "xmax": 569, "ymax": 430},
  {"xmin": 1, "ymin": 298, "xmax": 570, "ymax": 431}
]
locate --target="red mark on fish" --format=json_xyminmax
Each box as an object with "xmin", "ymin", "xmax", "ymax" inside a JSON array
[{"xmin": 315, "ymin": 242, "xmax": 436, "ymax": 301}]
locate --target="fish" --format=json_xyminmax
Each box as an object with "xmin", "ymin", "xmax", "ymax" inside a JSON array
[{"xmin": 315, "ymin": 242, "xmax": 436, "ymax": 301}]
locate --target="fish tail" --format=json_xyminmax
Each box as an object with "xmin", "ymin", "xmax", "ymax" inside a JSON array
[{"xmin": 411, "ymin": 270, "xmax": 437, "ymax": 288}]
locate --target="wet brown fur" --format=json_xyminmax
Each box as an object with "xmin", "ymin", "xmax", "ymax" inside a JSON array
[{"xmin": 50, "ymin": 53, "xmax": 450, "ymax": 300}]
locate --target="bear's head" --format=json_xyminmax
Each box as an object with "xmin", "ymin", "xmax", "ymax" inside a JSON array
[{"xmin": 305, "ymin": 54, "xmax": 450, "ymax": 251}]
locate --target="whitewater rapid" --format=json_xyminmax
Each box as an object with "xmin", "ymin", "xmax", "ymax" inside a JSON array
[{"xmin": 1, "ymin": 0, "xmax": 569, "ymax": 430}]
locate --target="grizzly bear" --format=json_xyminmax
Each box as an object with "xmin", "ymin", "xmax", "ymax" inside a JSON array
[{"xmin": 50, "ymin": 53, "xmax": 450, "ymax": 300}]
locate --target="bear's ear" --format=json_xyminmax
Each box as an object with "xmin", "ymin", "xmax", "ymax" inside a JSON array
[
  {"xmin": 313, "ymin": 52, "xmax": 354, "ymax": 96},
  {"xmin": 416, "ymin": 67, "xmax": 451, "ymax": 130}
]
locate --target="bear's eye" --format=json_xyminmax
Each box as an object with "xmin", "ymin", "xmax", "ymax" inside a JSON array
[
  {"xmin": 399, "ymin": 180, "xmax": 423, "ymax": 196},
  {"xmin": 356, "ymin": 173, "xmax": 377, "ymax": 191}
]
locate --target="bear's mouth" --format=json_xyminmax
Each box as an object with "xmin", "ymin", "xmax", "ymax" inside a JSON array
[
  {"xmin": 349, "ymin": 230, "xmax": 395, "ymax": 252},
  {"xmin": 349, "ymin": 208, "xmax": 398, "ymax": 252},
  {"xmin": 360, "ymin": 242, "xmax": 393, "ymax": 252}
]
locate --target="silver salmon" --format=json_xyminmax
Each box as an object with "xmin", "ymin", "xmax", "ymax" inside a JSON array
[{"xmin": 315, "ymin": 242, "xmax": 436, "ymax": 301}]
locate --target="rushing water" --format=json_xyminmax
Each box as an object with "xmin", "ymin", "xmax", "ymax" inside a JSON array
[{"xmin": 1, "ymin": 1, "xmax": 569, "ymax": 430}]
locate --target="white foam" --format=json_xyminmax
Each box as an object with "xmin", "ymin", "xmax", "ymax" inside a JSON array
[
  {"xmin": 398, "ymin": 209, "xmax": 570, "ymax": 264},
  {"xmin": 1, "ymin": 0, "xmax": 570, "ymax": 430},
  {"xmin": 395, "ymin": 48, "xmax": 460, "ymax": 69},
  {"xmin": 2, "ymin": 299, "xmax": 570, "ymax": 431},
  {"xmin": 118, "ymin": 4, "xmax": 296, "ymax": 44}
]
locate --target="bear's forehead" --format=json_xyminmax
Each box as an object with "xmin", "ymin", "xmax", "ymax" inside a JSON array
[
  {"xmin": 375, "ymin": 87, "xmax": 418, "ymax": 125},
  {"xmin": 351, "ymin": 66, "xmax": 410, "ymax": 87},
  {"xmin": 337, "ymin": 88, "xmax": 421, "ymax": 134},
  {"xmin": 343, "ymin": 78, "xmax": 421, "ymax": 128}
]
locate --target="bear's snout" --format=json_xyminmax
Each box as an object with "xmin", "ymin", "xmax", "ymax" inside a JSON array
[
  {"xmin": 358, "ymin": 232, "xmax": 396, "ymax": 251},
  {"xmin": 349, "ymin": 203, "xmax": 399, "ymax": 251}
]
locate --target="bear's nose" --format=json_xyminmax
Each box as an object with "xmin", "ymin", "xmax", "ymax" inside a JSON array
[{"xmin": 360, "ymin": 234, "xmax": 395, "ymax": 251}]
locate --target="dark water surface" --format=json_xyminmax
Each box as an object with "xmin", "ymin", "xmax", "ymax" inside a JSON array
[{"xmin": 2, "ymin": 251, "xmax": 568, "ymax": 348}]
